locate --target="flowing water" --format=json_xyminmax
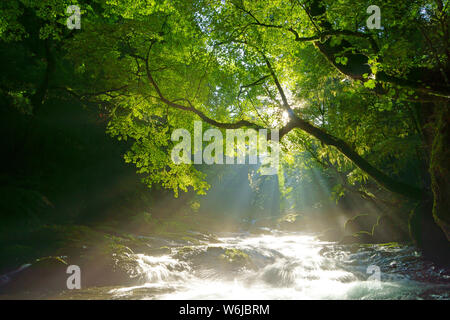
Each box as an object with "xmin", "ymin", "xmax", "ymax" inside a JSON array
[{"xmin": 56, "ymin": 231, "xmax": 450, "ymax": 300}]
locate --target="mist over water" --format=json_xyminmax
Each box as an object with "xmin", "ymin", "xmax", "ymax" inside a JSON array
[{"xmin": 60, "ymin": 232, "xmax": 450, "ymax": 300}]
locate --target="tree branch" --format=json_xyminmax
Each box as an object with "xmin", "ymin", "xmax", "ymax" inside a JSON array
[{"xmin": 142, "ymin": 42, "xmax": 296, "ymax": 138}]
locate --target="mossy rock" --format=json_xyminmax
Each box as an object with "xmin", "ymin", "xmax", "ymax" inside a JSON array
[
  {"xmin": 0, "ymin": 256, "xmax": 68, "ymax": 294},
  {"xmin": 372, "ymin": 215, "xmax": 409, "ymax": 243},
  {"xmin": 344, "ymin": 214, "xmax": 378, "ymax": 235},
  {"xmin": 206, "ymin": 246, "xmax": 225, "ymax": 255},
  {"xmin": 220, "ymin": 248, "xmax": 249, "ymax": 263},
  {"xmin": 147, "ymin": 246, "xmax": 171, "ymax": 256},
  {"xmin": 154, "ymin": 231, "xmax": 203, "ymax": 245},
  {"xmin": 318, "ymin": 228, "xmax": 342, "ymax": 242},
  {"xmin": 180, "ymin": 236, "xmax": 202, "ymax": 245},
  {"xmin": 339, "ymin": 235, "xmax": 359, "ymax": 245},
  {"xmin": 0, "ymin": 224, "xmax": 145, "ymax": 291},
  {"xmin": 174, "ymin": 246, "xmax": 198, "ymax": 259},
  {"xmin": 377, "ymin": 242, "xmax": 401, "ymax": 249},
  {"xmin": 409, "ymin": 201, "xmax": 450, "ymax": 266},
  {"xmin": 219, "ymin": 248, "xmax": 255, "ymax": 270},
  {"xmin": 17, "ymin": 224, "xmax": 106, "ymax": 256},
  {"xmin": 177, "ymin": 246, "xmax": 256, "ymax": 271},
  {"xmin": 339, "ymin": 231, "xmax": 373, "ymax": 244},
  {"xmin": 75, "ymin": 243, "xmax": 139, "ymax": 287},
  {"xmin": 354, "ymin": 231, "xmax": 374, "ymax": 244},
  {"xmin": 187, "ymin": 232, "xmax": 221, "ymax": 243}
]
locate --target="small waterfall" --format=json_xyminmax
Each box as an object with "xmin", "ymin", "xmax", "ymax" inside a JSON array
[{"xmin": 134, "ymin": 254, "xmax": 192, "ymax": 283}]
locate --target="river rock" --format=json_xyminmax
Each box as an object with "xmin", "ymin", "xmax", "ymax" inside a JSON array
[
  {"xmin": 371, "ymin": 215, "xmax": 409, "ymax": 243},
  {"xmin": 318, "ymin": 228, "xmax": 343, "ymax": 242},
  {"xmin": 0, "ymin": 256, "xmax": 68, "ymax": 294},
  {"xmin": 147, "ymin": 247, "xmax": 171, "ymax": 256},
  {"xmin": 72, "ymin": 244, "xmax": 139, "ymax": 287},
  {"xmin": 340, "ymin": 231, "xmax": 374, "ymax": 244},
  {"xmin": 344, "ymin": 214, "xmax": 379, "ymax": 235}
]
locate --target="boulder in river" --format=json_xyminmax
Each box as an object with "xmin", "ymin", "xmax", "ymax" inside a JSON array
[
  {"xmin": 371, "ymin": 215, "xmax": 409, "ymax": 243},
  {"xmin": 344, "ymin": 214, "xmax": 379, "ymax": 235},
  {"xmin": 318, "ymin": 228, "xmax": 343, "ymax": 242},
  {"xmin": 73, "ymin": 243, "xmax": 140, "ymax": 287},
  {"xmin": 0, "ymin": 256, "xmax": 68, "ymax": 295},
  {"xmin": 339, "ymin": 231, "xmax": 374, "ymax": 244}
]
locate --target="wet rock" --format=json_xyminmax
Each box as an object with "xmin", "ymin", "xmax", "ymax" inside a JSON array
[
  {"xmin": 355, "ymin": 231, "xmax": 374, "ymax": 244},
  {"xmin": 178, "ymin": 246, "xmax": 256, "ymax": 272},
  {"xmin": 219, "ymin": 248, "xmax": 255, "ymax": 270},
  {"xmin": 344, "ymin": 214, "xmax": 379, "ymax": 235},
  {"xmin": 319, "ymin": 246, "xmax": 331, "ymax": 256},
  {"xmin": 371, "ymin": 215, "xmax": 409, "ymax": 243},
  {"xmin": 409, "ymin": 200, "xmax": 450, "ymax": 267},
  {"xmin": 0, "ymin": 256, "xmax": 68, "ymax": 294},
  {"xmin": 206, "ymin": 246, "xmax": 225, "ymax": 255},
  {"xmin": 318, "ymin": 228, "xmax": 342, "ymax": 242},
  {"xmin": 174, "ymin": 246, "xmax": 203, "ymax": 260},
  {"xmin": 186, "ymin": 231, "xmax": 221, "ymax": 243},
  {"xmin": 72, "ymin": 243, "xmax": 139, "ymax": 287},
  {"xmin": 147, "ymin": 247, "xmax": 171, "ymax": 256},
  {"xmin": 261, "ymin": 260, "xmax": 299, "ymax": 286},
  {"xmin": 339, "ymin": 235, "xmax": 360, "ymax": 245},
  {"xmin": 339, "ymin": 231, "xmax": 373, "ymax": 245}
]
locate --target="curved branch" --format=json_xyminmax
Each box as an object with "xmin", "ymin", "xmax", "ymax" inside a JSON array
[
  {"xmin": 143, "ymin": 47, "xmax": 295, "ymax": 139},
  {"xmin": 263, "ymin": 52, "xmax": 422, "ymax": 199},
  {"xmin": 233, "ymin": 2, "xmax": 379, "ymax": 52},
  {"xmin": 289, "ymin": 116, "xmax": 422, "ymax": 199}
]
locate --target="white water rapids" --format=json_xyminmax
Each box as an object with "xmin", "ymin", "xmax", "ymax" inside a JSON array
[{"xmin": 59, "ymin": 232, "xmax": 450, "ymax": 300}]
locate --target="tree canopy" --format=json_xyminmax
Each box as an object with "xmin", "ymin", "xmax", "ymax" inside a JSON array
[{"xmin": 1, "ymin": 0, "xmax": 449, "ymax": 241}]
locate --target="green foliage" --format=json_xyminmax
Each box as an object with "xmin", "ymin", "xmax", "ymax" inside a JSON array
[{"xmin": 1, "ymin": 0, "xmax": 444, "ymax": 203}]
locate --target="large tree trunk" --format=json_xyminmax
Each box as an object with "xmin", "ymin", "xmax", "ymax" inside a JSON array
[
  {"xmin": 409, "ymin": 101, "xmax": 450, "ymax": 266},
  {"xmin": 429, "ymin": 102, "xmax": 450, "ymax": 241}
]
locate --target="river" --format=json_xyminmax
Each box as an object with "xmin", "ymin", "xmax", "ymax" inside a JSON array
[{"xmin": 55, "ymin": 231, "xmax": 450, "ymax": 300}]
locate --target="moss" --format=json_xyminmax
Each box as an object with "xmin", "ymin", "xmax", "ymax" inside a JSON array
[
  {"xmin": 180, "ymin": 236, "xmax": 202, "ymax": 245},
  {"xmin": 277, "ymin": 213, "xmax": 300, "ymax": 224},
  {"xmin": 177, "ymin": 246, "xmax": 195, "ymax": 254},
  {"xmin": 174, "ymin": 246, "xmax": 198, "ymax": 259},
  {"xmin": 377, "ymin": 242, "xmax": 401, "ymax": 249},
  {"xmin": 147, "ymin": 246, "xmax": 171, "ymax": 256},
  {"xmin": 220, "ymin": 248, "xmax": 250, "ymax": 265},
  {"xmin": 35, "ymin": 256, "xmax": 67, "ymax": 266}
]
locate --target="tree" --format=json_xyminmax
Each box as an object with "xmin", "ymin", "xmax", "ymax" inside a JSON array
[{"xmin": 3, "ymin": 0, "xmax": 448, "ymax": 258}]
